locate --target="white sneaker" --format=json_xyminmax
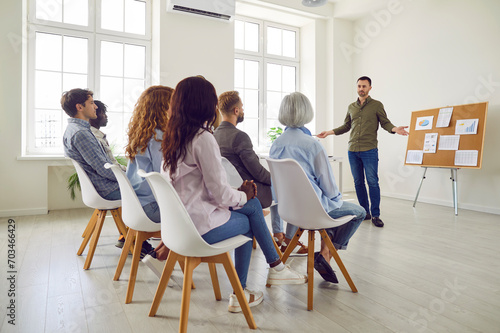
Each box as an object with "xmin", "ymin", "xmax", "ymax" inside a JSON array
[
  {"xmin": 228, "ymin": 288, "xmax": 264, "ymax": 313},
  {"xmin": 266, "ymin": 265, "xmax": 307, "ymax": 285},
  {"xmin": 142, "ymin": 254, "xmax": 164, "ymax": 278}
]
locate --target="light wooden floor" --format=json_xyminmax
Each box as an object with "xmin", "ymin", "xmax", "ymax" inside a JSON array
[{"xmin": 1, "ymin": 195, "xmax": 500, "ymax": 333}]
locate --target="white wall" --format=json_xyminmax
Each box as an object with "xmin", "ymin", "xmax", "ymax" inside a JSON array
[{"xmin": 333, "ymin": 0, "xmax": 500, "ymax": 214}]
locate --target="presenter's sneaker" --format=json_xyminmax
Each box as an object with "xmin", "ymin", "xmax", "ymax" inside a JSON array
[
  {"xmin": 364, "ymin": 213, "xmax": 372, "ymax": 220},
  {"xmin": 266, "ymin": 265, "xmax": 307, "ymax": 286},
  {"xmin": 372, "ymin": 217, "xmax": 384, "ymax": 227},
  {"xmin": 228, "ymin": 288, "xmax": 264, "ymax": 313}
]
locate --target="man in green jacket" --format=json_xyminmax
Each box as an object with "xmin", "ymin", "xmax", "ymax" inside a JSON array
[{"xmin": 318, "ymin": 76, "xmax": 408, "ymax": 227}]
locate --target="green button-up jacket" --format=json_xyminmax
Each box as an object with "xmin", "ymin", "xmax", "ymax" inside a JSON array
[{"xmin": 333, "ymin": 96, "xmax": 395, "ymax": 152}]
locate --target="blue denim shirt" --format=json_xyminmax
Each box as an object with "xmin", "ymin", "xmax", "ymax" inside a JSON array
[
  {"xmin": 63, "ymin": 118, "xmax": 118, "ymax": 197},
  {"xmin": 126, "ymin": 129, "xmax": 163, "ymax": 207},
  {"xmin": 269, "ymin": 127, "xmax": 343, "ymax": 212}
]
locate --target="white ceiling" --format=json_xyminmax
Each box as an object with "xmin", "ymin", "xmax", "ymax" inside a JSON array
[{"xmin": 329, "ymin": 0, "xmax": 394, "ymax": 19}]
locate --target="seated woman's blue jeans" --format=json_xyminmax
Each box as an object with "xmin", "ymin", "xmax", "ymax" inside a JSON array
[
  {"xmin": 326, "ymin": 201, "xmax": 365, "ymax": 250},
  {"xmin": 201, "ymin": 198, "xmax": 279, "ymax": 289}
]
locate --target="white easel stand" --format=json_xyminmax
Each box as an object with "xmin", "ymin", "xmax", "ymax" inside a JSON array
[{"xmin": 413, "ymin": 167, "xmax": 459, "ymax": 216}]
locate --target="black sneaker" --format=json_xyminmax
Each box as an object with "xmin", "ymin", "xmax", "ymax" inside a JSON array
[
  {"xmin": 141, "ymin": 240, "xmax": 154, "ymax": 258},
  {"xmin": 364, "ymin": 213, "xmax": 372, "ymax": 220},
  {"xmin": 372, "ymin": 217, "xmax": 384, "ymax": 227}
]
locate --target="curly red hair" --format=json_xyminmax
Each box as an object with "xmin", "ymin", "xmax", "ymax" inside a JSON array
[{"xmin": 125, "ymin": 85, "xmax": 174, "ymax": 160}]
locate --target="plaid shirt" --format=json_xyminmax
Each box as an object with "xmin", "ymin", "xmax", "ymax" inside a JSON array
[{"xmin": 63, "ymin": 118, "xmax": 119, "ymax": 197}]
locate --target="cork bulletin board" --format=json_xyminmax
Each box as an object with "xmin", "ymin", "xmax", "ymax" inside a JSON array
[{"xmin": 405, "ymin": 102, "xmax": 488, "ymax": 169}]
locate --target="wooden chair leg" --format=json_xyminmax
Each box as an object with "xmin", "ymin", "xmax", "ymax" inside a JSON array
[
  {"xmin": 319, "ymin": 229, "xmax": 357, "ymax": 293},
  {"xmin": 281, "ymin": 228, "xmax": 304, "ymax": 264},
  {"xmin": 149, "ymin": 251, "xmax": 179, "ymax": 317},
  {"xmin": 77, "ymin": 210, "xmax": 99, "ymax": 256},
  {"xmin": 179, "ymin": 257, "xmax": 201, "ymax": 333},
  {"xmin": 220, "ymin": 252, "xmax": 257, "ymax": 329},
  {"xmin": 178, "ymin": 259, "xmax": 196, "ymax": 289},
  {"xmin": 252, "ymin": 237, "xmax": 257, "ymax": 249},
  {"xmin": 114, "ymin": 228, "xmax": 136, "ymax": 281},
  {"xmin": 83, "ymin": 209, "xmax": 107, "ymax": 270},
  {"xmin": 126, "ymin": 231, "xmax": 149, "ymax": 304},
  {"xmin": 82, "ymin": 209, "xmax": 98, "ymax": 238},
  {"xmin": 110, "ymin": 208, "xmax": 128, "ymax": 237},
  {"xmin": 307, "ymin": 230, "xmax": 315, "ymax": 311},
  {"xmin": 208, "ymin": 262, "xmax": 221, "ymax": 301}
]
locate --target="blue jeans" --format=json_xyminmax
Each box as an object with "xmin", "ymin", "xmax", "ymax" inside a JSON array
[
  {"xmin": 103, "ymin": 188, "xmax": 121, "ymax": 200},
  {"xmin": 348, "ymin": 148, "xmax": 381, "ymax": 217},
  {"xmin": 201, "ymin": 198, "xmax": 279, "ymax": 289},
  {"xmin": 326, "ymin": 201, "xmax": 365, "ymax": 250},
  {"xmin": 143, "ymin": 201, "xmax": 160, "ymax": 223},
  {"xmin": 270, "ymin": 205, "xmax": 299, "ymax": 240}
]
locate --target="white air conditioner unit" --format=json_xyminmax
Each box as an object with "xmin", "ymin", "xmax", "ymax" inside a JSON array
[{"xmin": 166, "ymin": 0, "xmax": 235, "ymax": 21}]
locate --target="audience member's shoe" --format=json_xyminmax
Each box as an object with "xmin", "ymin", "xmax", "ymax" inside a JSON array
[
  {"xmin": 115, "ymin": 237, "xmax": 125, "ymax": 249},
  {"xmin": 266, "ymin": 265, "xmax": 307, "ymax": 285},
  {"xmin": 364, "ymin": 213, "xmax": 371, "ymax": 220},
  {"xmin": 142, "ymin": 254, "xmax": 165, "ymax": 278},
  {"xmin": 314, "ymin": 252, "xmax": 338, "ymax": 283},
  {"xmin": 228, "ymin": 288, "xmax": 264, "ymax": 313},
  {"xmin": 371, "ymin": 217, "xmax": 384, "ymax": 227},
  {"xmin": 281, "ymin": 240, "xmax": 308, "ymax": 256},
  {"xmin": 141, "ymin": 240, "xmax": 155, "ymax": 259}
]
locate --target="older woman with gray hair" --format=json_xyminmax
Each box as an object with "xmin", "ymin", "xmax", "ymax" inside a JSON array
[{"xmin": 269, "ymin": 92, "xmax": 365, "ymax": 283}]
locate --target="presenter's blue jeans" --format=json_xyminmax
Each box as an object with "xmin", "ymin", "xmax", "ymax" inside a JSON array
[
  {"xmin": 326, "ymin": 201, "xmax": 365, "ymax": 250},
  {"xmin": 202, "ymin": 198, "xmax": 279, "ymax": 289},
  {"xmin": 348, "ymin": 148, "xmax": 381, "ymax": 217}
]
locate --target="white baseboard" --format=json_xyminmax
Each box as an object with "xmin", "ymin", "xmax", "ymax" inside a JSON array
[
  {"xmin": 0, "ymin": 208, "xmax": 48, "ymax": 218},
  {"xmin": 381, "ymin": 191, "xmax": 500, "ymax": 216}
]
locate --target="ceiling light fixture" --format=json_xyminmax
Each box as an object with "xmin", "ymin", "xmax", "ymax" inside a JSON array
[{"xmin": 302, "ymin": 0, "xmax": 328, "ymax": 7}]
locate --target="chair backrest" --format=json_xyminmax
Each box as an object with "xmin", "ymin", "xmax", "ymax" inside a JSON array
[
  {"xmin": 138, "ymin": 170, "xmax": 248, "ymax": 257},
  {"xmin": 105, "ymin": 163, "xmax": 160, "ymax": 232},
  {"xmin": 221, "ymin": 156, "xmax": 243, "ymax": 188},
  {"xmin": 70, "ymin": 159, "xmax": 121, "ymax": 210},
  {"xmin": 266, "ymin": 158, "xmax": 355, "ymax": 230}
]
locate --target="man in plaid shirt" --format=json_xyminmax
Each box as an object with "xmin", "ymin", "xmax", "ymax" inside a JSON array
[{"xmin": 61, "ymin": 88, "xmax": 120, "ymax": 200}]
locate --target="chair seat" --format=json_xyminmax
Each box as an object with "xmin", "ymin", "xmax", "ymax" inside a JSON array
[{"xmin": 176, "ymin": 234, "xmax": 251, "ymax": 258}]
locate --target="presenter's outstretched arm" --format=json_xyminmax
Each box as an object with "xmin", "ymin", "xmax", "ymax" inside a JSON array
[
  {"xmin": 316, "ymin": 130, "xmax": 335, "ymax": 138},
  {"xmin": 392, "ymin": 126, "xmax": 409, "ymax": 136}
]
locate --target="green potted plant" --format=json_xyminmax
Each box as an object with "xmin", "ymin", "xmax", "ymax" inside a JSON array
[{"xmin": 267, "ymin": 126, "xmax": 283, "ymax": 143}]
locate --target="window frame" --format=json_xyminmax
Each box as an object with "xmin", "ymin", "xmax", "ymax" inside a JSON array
[
  {"xmin": 25, "ymin": 0, "xmax": 152, "ymax": 155},
  {"xmin": 234, "ymin": 16, "xmax": 300, "ymax": 148}
]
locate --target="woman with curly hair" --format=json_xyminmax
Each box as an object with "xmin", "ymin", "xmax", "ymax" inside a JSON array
[
  {"xmin": 125, "ymin": 85, "xmax": 173, "ymax": 273},
  {"xmin": 161, "ymin": 76, "xmax": 306, "ymax": 313}
]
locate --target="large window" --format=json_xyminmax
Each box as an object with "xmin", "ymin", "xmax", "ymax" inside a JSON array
[
  {"xmin": 26, "ymin": 0, "xmax": 151, "ymax": 155},
  {"xmin": 234, "ymin": 18, "xmax": 299, "ymax": 148}
]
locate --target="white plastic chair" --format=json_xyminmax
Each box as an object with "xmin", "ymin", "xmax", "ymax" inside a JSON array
[
  {"xmin": 70, "ymin": 159, "xmax": 128, "ymax": 270},
  {"xmin": 105, "ymin": 163, "xmax": 162, "ymax": 304},
  {"xmin": 138, "ymin": 170, "xmax": 256, "ymax": 333},
  {"xmin": 221, "ymin": 156, "xmax": 243, "ymax": 188},
  {"xmin": 266, "ymin": 158, "xmax": 358, "ymax": 310}
]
